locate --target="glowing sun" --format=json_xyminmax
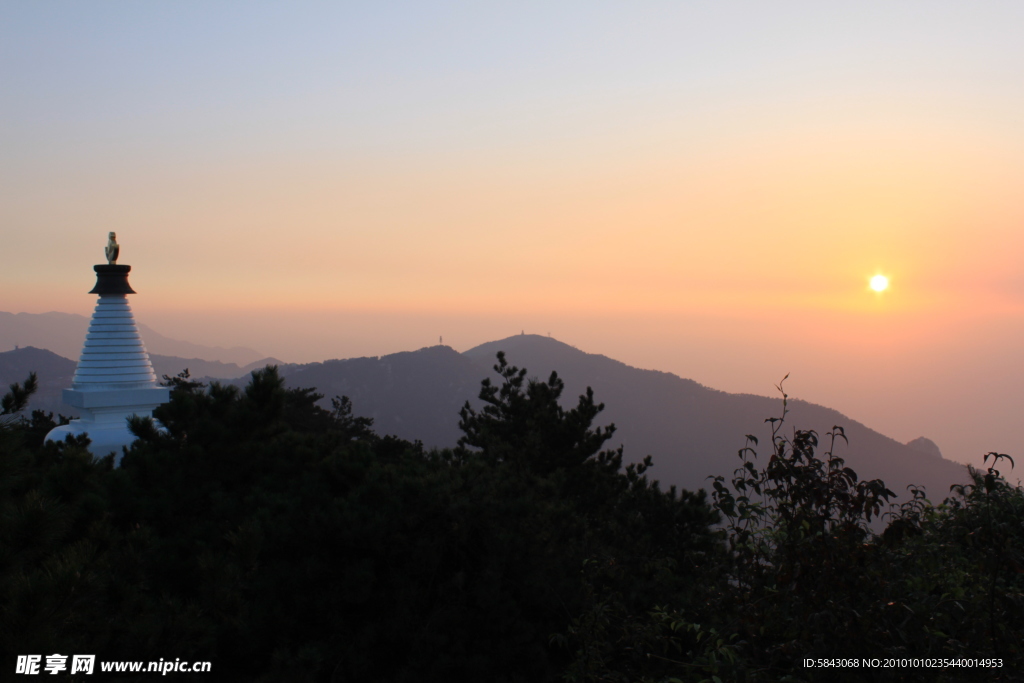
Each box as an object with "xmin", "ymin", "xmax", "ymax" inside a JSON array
[{"xmin": 870, "ymin": 274, "xmax": 889, "ymax": 292}]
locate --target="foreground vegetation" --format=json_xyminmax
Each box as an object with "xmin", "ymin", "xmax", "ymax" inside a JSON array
[{"xmin": 1, "ymin": 358, "xmax": 1020, "ymax": 681}]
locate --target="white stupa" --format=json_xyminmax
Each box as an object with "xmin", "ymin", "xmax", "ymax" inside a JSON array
[{"xmin": 46, "ymin": 234, "xmax": 170, "ymax": 462}]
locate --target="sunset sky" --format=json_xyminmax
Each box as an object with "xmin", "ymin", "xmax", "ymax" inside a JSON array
[{"xmin": 3, "ymin": 2, "xmax": 1022, "ymax": 468}]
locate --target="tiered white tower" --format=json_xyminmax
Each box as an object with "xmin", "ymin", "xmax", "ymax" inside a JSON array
[{"xmin": 45, "ymin": 237, "xmax": 170, "ymax": 462}]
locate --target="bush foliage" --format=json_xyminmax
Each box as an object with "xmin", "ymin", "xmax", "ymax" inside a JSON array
[{"xmin": 0, "ymin": 363, "xmax": 1019, "ymax": 682}]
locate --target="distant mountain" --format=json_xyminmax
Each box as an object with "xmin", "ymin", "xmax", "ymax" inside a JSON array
[
  {"xmin": 273, "ymin": 335, "xmax": 967, "ymax": 503},
  {"xmin": 906, "ymin": 436, "xmax": 943, "ymax": 460},
  {"xmin": 0, "ymin": 347, "xmax": 289, "ymax": 418},
  {"xmin": 139, "ymin": 327, "xmax": 265, "ymax": 367},
  {"xmin": 272, "ymin": 346, "xmax": 485, "ymax": 447},
  {"xmin": 0, "ymin": 311, "xmax": 264, "ymax": 366},
  {"xmin": 0, "ymin": 346, "xmax": 76, "ymax": 417},
  {"xmin": 460, "ymin": 335, "xmax": 968, "ymax": 503},
  {"xmin": 150, "ymin": 355, "xmax": 292, "ymax": 381},
  {"xmin": 0, "ymin": 335, "xmax": 969, "ymax": 503}
]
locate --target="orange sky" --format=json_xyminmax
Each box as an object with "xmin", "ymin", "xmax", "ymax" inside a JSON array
[{"xmin": 2, "ymin": 3, "xmax": 1022, "ymax": 469}]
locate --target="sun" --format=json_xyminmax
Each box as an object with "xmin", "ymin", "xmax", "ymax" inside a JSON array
[{"xmin": 870, "ymin": 274, "xmax": 889, "ymax": 292}]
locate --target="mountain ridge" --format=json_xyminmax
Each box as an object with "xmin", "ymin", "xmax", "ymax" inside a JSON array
[
  {"xmin": 0, "ymin": 335, "xmax": 968, "ymax": 502},
  {"xmin": 0, "ymin": 311, "xmax": 264, "ymax": 366}
]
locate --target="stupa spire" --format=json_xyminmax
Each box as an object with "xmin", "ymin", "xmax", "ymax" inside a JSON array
[{"xmin": 45, "ymin": 236, "xmax": 170, "ymax": 462}]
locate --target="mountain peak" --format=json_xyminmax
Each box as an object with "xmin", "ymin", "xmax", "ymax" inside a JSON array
[
  {"xmin": 906, "ymin": 436, "xmax": 943, "ymax": 459},
  {"xmin": 463, "ymin": 334, "xmax": 583, "ymax": 361}
]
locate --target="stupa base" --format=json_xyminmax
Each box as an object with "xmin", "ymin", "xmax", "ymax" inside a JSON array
[{"xmin": 46, "ymin": 413, "xmax": 160, "ymax": 465}]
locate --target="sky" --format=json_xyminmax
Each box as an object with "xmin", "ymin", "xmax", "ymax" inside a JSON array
[{"xmin": 2, "ymin": 2, "xmax": 1022, "ymax": 468}]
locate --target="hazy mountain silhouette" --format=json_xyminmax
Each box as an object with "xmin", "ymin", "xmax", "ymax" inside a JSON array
[
  {"xmin": 0, "ymin": 346, "xmax": 77, "ymax": 417},
  {"xmin": 0, "ymin": 311, "xmax": 264, "ymax": 366},
  {"xmin": 272, "ymin": 346, "xmax": 484, "ymax": 446},
  {"xmin": 271, "ymin": 335, "xmax": 967, "ymax": 502},
  {"xmin": 906, "ymin": 436, "xmax": 944, "ymax": 459},
  {"xmin": 0, "ymin": 335, "xmax": 969, "ymax": 502},
  {"xmin": 460, "ymin": 335, "xmax": 967, "ymax": 502},
  {"xmin": 0, "ymin": 347, "xmax": 286, "ymax": 417},
  {"xmin": 149, "ymin": 355, "xmax": 292, "ymax": 381}
]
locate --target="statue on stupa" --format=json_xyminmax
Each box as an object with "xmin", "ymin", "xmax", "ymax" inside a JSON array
[{"xmin": 105, "ymin": 232, "xmax": 120, "ymax": 265}]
